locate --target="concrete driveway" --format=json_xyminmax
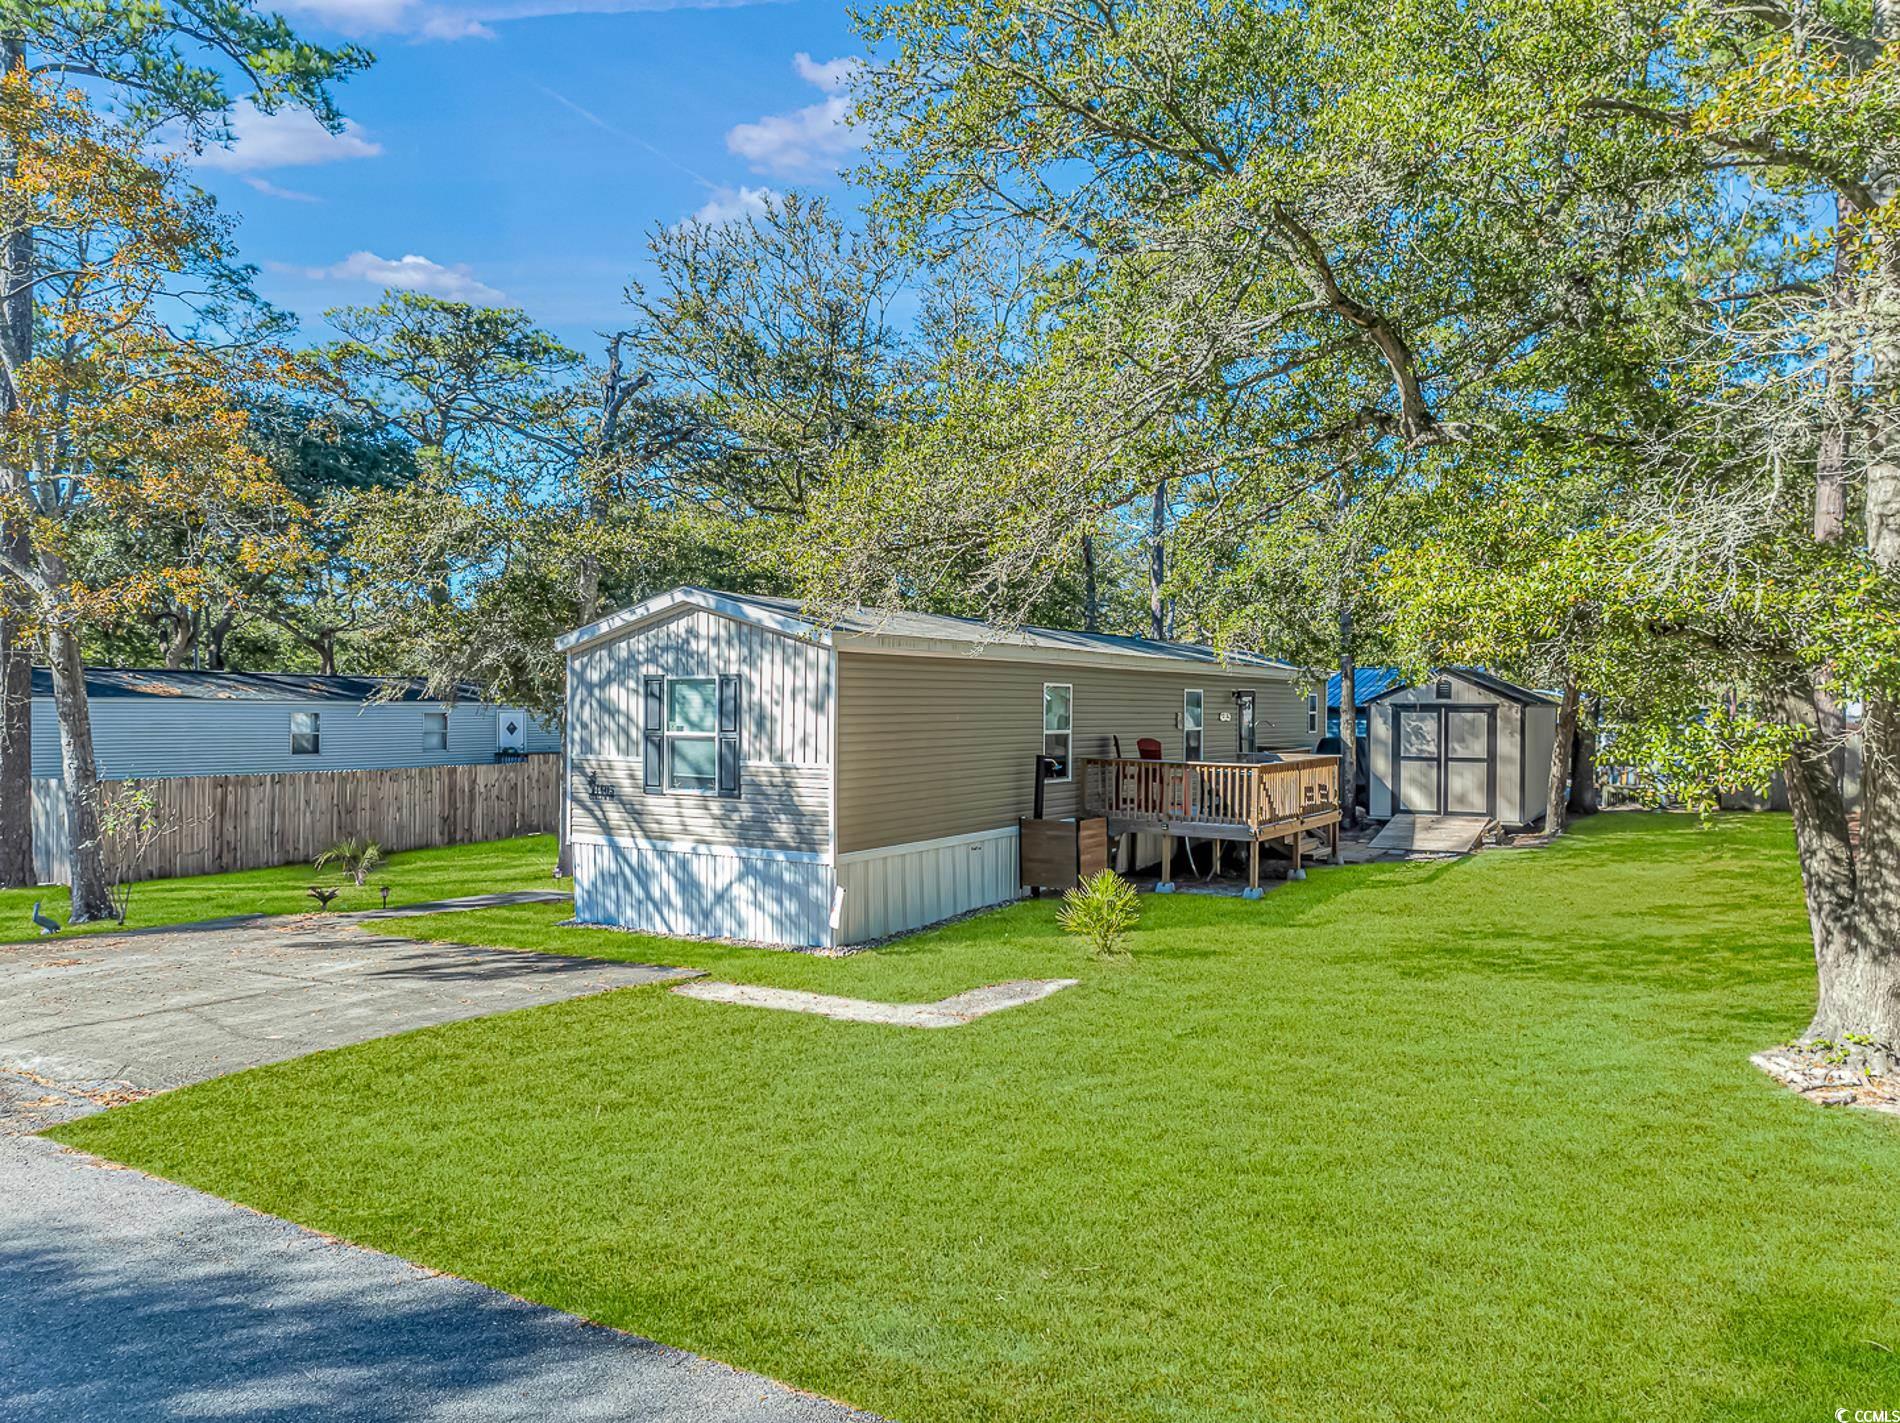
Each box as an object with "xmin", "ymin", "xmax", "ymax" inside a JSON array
[
  {"xmin": 0, "ymin": 906, "xmax": 690, "ymax": 1091},
  {"xmin": 0, "ymin": 909, "xmax": 881, "ymax": 1423}
]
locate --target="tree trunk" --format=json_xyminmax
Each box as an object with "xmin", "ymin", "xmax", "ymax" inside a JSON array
[
  {"xmin": 1081, "ymin": 534, "xmax": 1099, "ymax": 633},
  {"xmin": 1337, "ymin": 601, "xmax": 1359, "ymax": 830},
  {"xmin": 161, "ymin": 606, "xmax": 196, "ymax": 669},
  {"xmin": 44, "ymin": 619, "xmax": 112, "ymax": 921},
  {"xmin": 315, "ymin": 630, "xmax": 337, "ymax": 675},
  {"xmin": 1545, "ymin": 676, "xmax": 1580, "ymax": 836},
  {"xmin": 1567, "ymin": 695, "xmax": 1600, "ymax": 817},
  {"xmin": 0, "ymin": 35, "xmax": 35, "ymax": 889},
  {"xmin": 0, "ymin": 526, "xmax": 32, "ymax": 888},
  {"xmin": 1148, "ymin": 480, "xmax": 1167, "ymax": 641}
]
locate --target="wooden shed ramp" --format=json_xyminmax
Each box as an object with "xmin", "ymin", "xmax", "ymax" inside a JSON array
[{"xmin": 1368, "ymin": 814, "xmax": 1494, "ymax": 856}]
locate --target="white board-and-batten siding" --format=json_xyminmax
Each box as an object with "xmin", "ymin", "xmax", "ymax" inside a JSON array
[{"xmin": 565, "ymin": 606, "xmax": 839, "ymax": 946}]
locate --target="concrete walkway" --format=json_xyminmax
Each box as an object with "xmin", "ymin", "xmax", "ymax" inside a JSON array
[
  {"xmin": 673, "ymin": 977, "xmax": 1079, "ymax": 1028},
  {"xmin": 0, "ymin": 913, "xmax": 881, "ymax": 1423}
]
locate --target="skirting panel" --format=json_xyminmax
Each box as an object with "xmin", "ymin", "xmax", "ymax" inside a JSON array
[
  {"xmin": 573, "ymin": 838, "xmax": 835, "ymax": 948},
  {"xmin": 836, "ymin": 826, "xmax": 1021, "ymax": 945}
]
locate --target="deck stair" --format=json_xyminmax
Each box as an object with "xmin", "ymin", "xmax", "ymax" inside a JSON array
[{"xmin": 1368, "ymin": 814, "xmax": 1494, "ymax": 857}]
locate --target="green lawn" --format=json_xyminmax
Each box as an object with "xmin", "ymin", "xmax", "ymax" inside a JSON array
[
  {"xmin": 0, "ymin": 833, "xmax": 560, "ymax": 944},
  {"xmin": 51, "ymin": 814, "xmax": 1900, "ymax": 1422}
]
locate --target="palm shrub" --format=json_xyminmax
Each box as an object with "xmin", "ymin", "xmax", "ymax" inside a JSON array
[
  {"xmin": 1057, "ymin": 869, "xmax": 1140, "ymax": 962},
  {"xmin": 314, "ymin": 836, "xmax": 384, "ymax": 887}
]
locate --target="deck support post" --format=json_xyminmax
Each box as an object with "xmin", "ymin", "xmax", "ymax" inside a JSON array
[
  {"xmin": 1158, "ymin": 833, "xmax": 1175, "ymax": 893},
  {"xmin": 1243, "ymin": 838, "xmax": 1262, "ymax": 900},
  {"xmin": 1329, "ymin": 820, "xmax": 1342, "ymax": 864},
  {"xmin": 1289, "ymin": 834, "xmax": 1305, "ymax": 882}
]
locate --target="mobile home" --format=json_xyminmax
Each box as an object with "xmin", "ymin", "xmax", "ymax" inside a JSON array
[{"xmin": 557, "ymin": 587, "xmax": 1324, "ymax": 948}]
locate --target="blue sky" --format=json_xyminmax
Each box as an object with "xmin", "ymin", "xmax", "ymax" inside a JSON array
[{"xmin": 192, "ymin": 0, "xmax": 865, "ymax": 351}]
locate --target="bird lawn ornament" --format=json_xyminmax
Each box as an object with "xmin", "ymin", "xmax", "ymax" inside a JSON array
[{"xmin": 31, "ymin": 901, "xmax": 61, "ymax": 936}]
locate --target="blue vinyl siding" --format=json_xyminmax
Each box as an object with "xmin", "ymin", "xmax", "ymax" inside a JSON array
[{"xmin": 29, "ymin": 696, "xmax": 558, "ymax": 781}]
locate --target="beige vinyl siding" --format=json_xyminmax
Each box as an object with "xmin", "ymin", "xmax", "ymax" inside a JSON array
[
  {"xmin": 835, "ymin": 652, "xmax": 1308, "ymax": 854},
  {"xmin": 565, "ymin": 605, "xmax": 834, "ymax": 858},
  {"xmin": 570, "ymin": 758, "xmax": 828, "ymax": 854}
]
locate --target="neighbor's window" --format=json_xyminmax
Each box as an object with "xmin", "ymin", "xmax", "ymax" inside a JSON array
[
  {"xmin": 1042, "ymin": 683, "xmax": 1073, "ymax": 782},
  {"xmin": 1236, "ymin": 691, "xmax": 1257, "ymax": 754},
  {"xmin": 290, "ymin": 710, "xmax": 320, "ymax": 756},
  {"xmin": 1184, "ymin": 689, "xmax": 1204, "ymax": 761},
  {"xmin": 666, "ymin": 677, "xmax": 718, "ymax": 793},
  {"xmin": 1307, "ymin": 692, "xmax": 1320, "ymax": 735},
  {"xmin": 423, "ymin": 711, "xmax": 449, "ymax": 751}
]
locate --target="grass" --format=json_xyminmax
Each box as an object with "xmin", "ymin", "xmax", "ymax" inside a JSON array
[
  {"xmin": 0, "ymin": 833, "xmax": 560, "ymax": 944},
  {"xmin": 51, "ymin": 814, "xmax": 1900, "ymax": 1422}
]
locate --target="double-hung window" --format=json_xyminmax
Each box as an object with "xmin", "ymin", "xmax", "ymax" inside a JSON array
[
  {"xmin": 423, "ymin": 711, "xmax": 449, "ymax": 751},
  {"xmin": 1307, "ymin": 692, "xmax": 1320, "ymax": 735},
  {"xmin": 1042, "ymin": 683, "xmax": 1072, "ymax": 782},
  {"xmin": 665, "ymin": 677, "xmax": 719, "ymax": 793},
  {"xmin": 290, "ymin": 711, "xmax": 320, "ymax": 756},
  {"xmin": 1183, "ymin": 689, "xmax": 1204, "ymax": 761}
]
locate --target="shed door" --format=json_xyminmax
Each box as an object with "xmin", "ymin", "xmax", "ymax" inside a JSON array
[
  {"xmin": 1443, "ymin": 708, "xmax": 1494, "ymax": 815},
  {"xmin": 1396, "ymin": 708, "xmax": 1442, "ymax": 814}
]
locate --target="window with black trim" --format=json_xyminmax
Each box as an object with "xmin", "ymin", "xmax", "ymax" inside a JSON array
[
  {"xmin": 1183, "ymin": 689, "xmax": 1204, "ymax": 760},
  {"xmin": 290, "ymin": 711, "xmax": 320, "ymax": 756},
  {"xmin": 423, "ymin": 711, "xmax": 448, "ymax": 751},
  {"xmin": 1306, "ymin": 692, "xmax": 1320, "ymax": 735},
  {"xmin": 666, "ymin": 677, "xmax": 719, "ymax": 793},
  {"xmin": 1042, "ymin": 682, "xmax": 1072, "ymax": 781}
]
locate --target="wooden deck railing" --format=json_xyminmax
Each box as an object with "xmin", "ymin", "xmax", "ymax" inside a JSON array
[{"xmin": 1082, "ymin": 754, "xmax": 1341, "ymax": 834}]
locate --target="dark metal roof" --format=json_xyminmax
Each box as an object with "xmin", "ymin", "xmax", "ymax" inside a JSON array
[
  {"xmin": 711, "ymin": 591, "xmax": 1298, "ymax": 670},
  {"xmin": 1356, "ymin": 666, "xmax": 1559, "ymax": 707},
  {"xmin": 29, "ymin": 668, "xmax": 477, "ymax": 704}
]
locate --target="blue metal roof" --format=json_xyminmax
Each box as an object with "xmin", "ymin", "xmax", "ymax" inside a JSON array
[{"xmin": 1325, "ymin": 668, "xmax": 1408, "ymax": 709}]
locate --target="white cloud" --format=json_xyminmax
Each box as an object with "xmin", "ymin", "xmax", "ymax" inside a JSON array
[
  {"xmin": 686, "ymin": 184, "xmax": 777, "ymax": 225},
  {"xmin": 277, "ymin": 251, "xmax": 508, "ymax": 303},
  {"xmin": 791, "ymin": 52, "xmax": 860, "ymax": 93},
  {"xmin": 192, "ymin": 101, "xmax": 382, "ymax": 173},
  {"xmin": 243, "ymin": 175, "xmax": 322, "ymax": 203},
  {"xmin": 282, "ymin": 0, "xmax": 778, "ymax": 40},
  {"xmin": 725, "ymin": 53, "xmax": 864, "ymax": 177}
]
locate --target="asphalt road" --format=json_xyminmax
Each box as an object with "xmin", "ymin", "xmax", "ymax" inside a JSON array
[{"xmin": 0, "ymin": 912, "xmax": 881, "ymax": 1423}]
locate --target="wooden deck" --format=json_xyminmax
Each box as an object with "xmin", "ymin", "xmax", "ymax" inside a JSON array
[{"xmin": 1081, "ymin": 754, "xmax": 1342, "ymax": 894}]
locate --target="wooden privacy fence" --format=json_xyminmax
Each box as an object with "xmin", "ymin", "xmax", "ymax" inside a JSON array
[{"xmin": 28, "ymin": 753, "xmax": 561, "ymax": 887}]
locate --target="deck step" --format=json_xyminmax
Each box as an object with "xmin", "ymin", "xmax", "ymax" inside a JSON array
[{"xmin": 1369, "ymin": 814, "xmax": 1490, "ymax": 856}]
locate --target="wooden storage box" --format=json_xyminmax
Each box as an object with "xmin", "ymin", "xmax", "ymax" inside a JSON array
[{"xmin": 1019, "ymin": 816, "xmax": 1109, "ymax": 895}]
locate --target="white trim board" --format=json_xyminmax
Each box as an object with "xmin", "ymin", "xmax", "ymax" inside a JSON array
[{"xmin": 567, "ymin": 832, "xmax": 830, "ymax": 865}]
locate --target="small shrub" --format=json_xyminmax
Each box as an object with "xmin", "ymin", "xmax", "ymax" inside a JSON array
[
  {"xmin": 315, "ymin": 836, "xmax": 384, "ymax": 887},
  {"xmin": 1058, "ymin": 869, "xmax": 1140, "ymax": 962}
]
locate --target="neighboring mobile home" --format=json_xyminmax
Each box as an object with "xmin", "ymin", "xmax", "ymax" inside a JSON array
[
  {"xmin": 1363, "ymin": 668, "xmax": 1560, "ymax": 827},
  {"xmin": 29, "ymin": 668, "xmax": 557, "ymax": 781},
  {"xmin": 557, "ymin": 587, "xmax": 1319, "ymax": 948}
]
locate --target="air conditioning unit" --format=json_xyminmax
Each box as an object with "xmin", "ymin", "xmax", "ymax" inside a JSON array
[{"xmin": 496, "ymin": 708, "xmax": 528, "ymax": 757}]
